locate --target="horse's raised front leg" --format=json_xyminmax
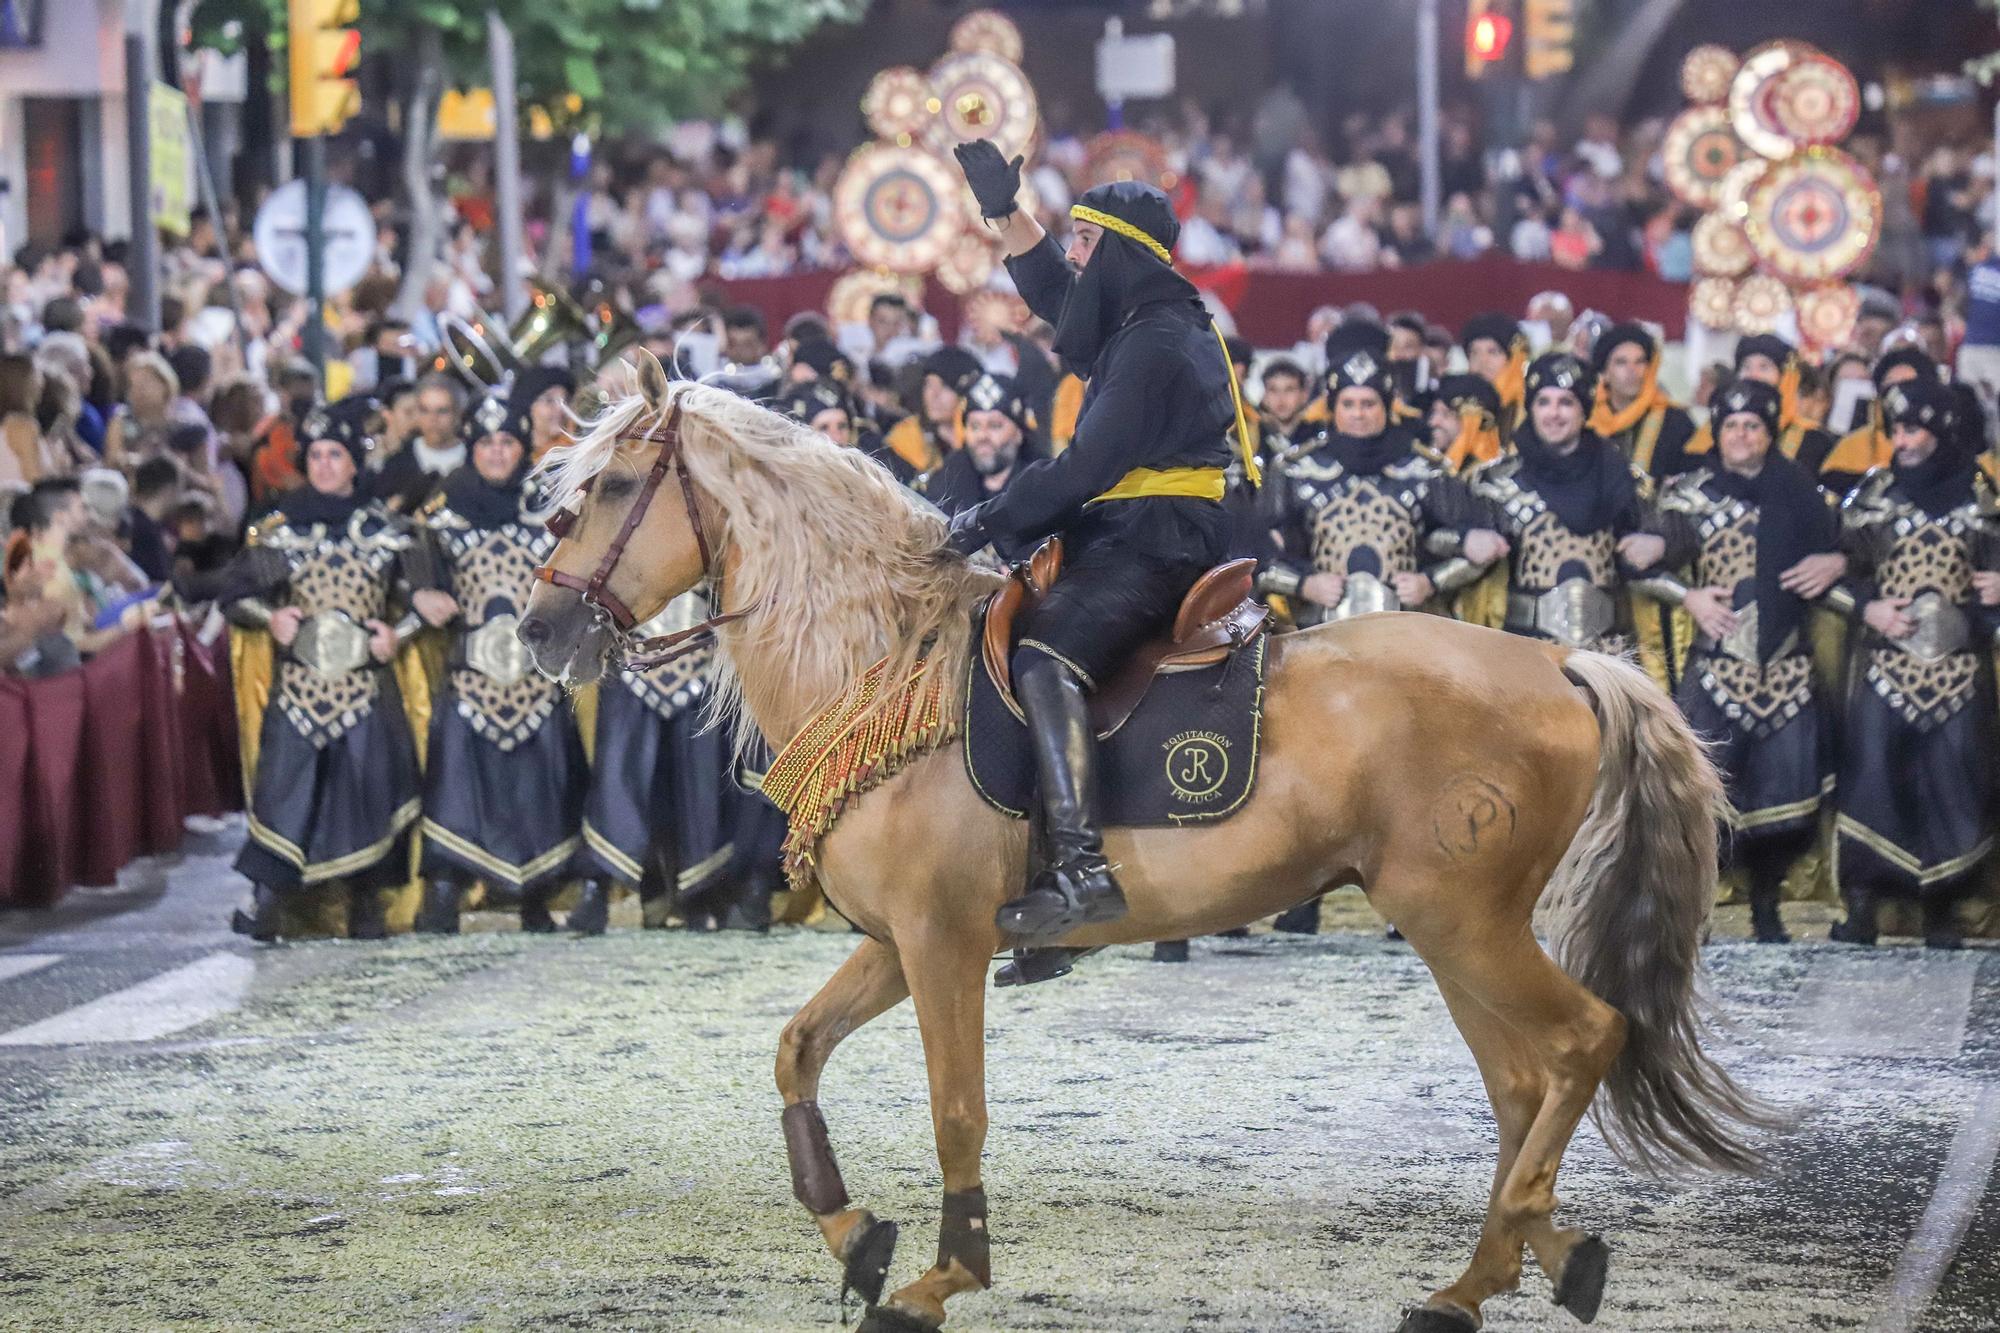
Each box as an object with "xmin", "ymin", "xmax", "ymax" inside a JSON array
[
  {"xmin": 776, "ymin": 936, "xmax": 910, "ymax": 1304},
  {"xmin": 863, "ymin": 928, "xmax": 992, "ymax": 1333}
]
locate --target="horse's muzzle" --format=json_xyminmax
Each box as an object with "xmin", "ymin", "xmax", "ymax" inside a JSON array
[{"xmin": 520, "ymin": 583, "xmax": 615, "ymax": 685}]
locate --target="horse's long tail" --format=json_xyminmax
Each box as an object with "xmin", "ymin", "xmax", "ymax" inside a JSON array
[{"xmin": 1543, "ymin": 650, "xmax": 1778, "ymax": 1176}]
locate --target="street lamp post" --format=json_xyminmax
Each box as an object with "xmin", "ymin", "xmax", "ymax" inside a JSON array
[{"xmin": 125, "ymin": 0, "xmax": 162, "ymax": 332}]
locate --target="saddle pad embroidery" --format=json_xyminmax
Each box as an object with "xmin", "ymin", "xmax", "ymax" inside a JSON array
[
  {"xmin": 963, "ymin": 603, "xmax": 1267, "ymax": 826},
  {"xmin": 761, "ymin": 654, "xmax": 958, "ymax": 893}
]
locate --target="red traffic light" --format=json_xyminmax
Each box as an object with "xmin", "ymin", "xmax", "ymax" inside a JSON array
[{"xmin": 1469, "ymin": 12, "xmax": 1512, "ymax": 60}]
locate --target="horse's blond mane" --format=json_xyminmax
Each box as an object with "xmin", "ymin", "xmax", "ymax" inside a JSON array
[{"xmin": 535, "ymin": 378, "xmax": 1004, "ymax": 756}]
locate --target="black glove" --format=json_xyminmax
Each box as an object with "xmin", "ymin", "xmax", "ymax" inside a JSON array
[
  {"xmin": 944, "ymin": 506, "xmax": 990, "ymax": 557},
  {"xmin": 953, "ymin": 141, "xmax": 1023, "ymax": 220}
]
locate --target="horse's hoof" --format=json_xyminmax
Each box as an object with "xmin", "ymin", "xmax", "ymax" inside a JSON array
[
  {"xmin": 1552, "ymin": 1234, "xmax": 1610, "ymax": 1324},
  {"xmin": 1395, "ymin": 1305, "xmax": 1478, "ymax": 1333},
  {"xmin": 857, "ymin": 1304, "xmax": 939, "ymax": 1333},
  {"xmin": 841, "ymin": 1216, "xmax": 899, "ymax": 1307}
]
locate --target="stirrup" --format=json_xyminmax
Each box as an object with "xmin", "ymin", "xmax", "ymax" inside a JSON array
[{"xmin": 994, "ymin": 945, "xmax": 1104, "ymax": 988}]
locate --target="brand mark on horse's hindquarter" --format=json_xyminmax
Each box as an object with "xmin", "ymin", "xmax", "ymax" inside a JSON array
[{"xmin": 1433, "ymin": 774, "xmax": 1518, "ymax": 859}]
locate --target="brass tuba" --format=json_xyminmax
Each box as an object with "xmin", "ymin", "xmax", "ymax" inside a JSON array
[{"xmin": 432, "ymin": 280, "xmax": 636, "ymax": 391}]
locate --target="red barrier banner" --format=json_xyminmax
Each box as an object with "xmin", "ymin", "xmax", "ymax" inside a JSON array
[
  {"xmin": 0, "ymin": 616, "xmax": 243, "ymax": 908},
  {"xmin": 711, "ymin": 258, "xmax": 1688, "ymax": 350}
]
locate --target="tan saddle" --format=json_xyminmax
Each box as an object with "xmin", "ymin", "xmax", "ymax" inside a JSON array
[{"xmin": 980, "ymin": 538, "xmax": 1269, "ymax": 735}]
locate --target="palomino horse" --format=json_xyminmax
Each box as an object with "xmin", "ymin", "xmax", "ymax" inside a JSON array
[{"xmin": 519, "ymin": 355, "xmax": 1771, "ymax": 1333}]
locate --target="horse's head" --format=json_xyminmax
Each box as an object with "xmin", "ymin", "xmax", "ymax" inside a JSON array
[{"xmin": 520, "ymin": 349, "xmax": 716, "ymax": 685}]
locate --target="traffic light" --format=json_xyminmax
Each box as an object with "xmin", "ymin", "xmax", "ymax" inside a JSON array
[
  {"xmin": 1525, "ymin": 0, "xmax": 1575, "ymax": 81},
  {"xmin": 289, "ymin": 0, "xmax": 361, "ymax": 137},
  {"xmin": 1465, "ymin": 0, "xmax": 1513, "ymax": 79}
]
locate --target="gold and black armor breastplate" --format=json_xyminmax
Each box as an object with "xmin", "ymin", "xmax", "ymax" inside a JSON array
[
  {"xmin": 261, "ymin": 510, "xmax": 406, "ymax": 747},
  {"xmin": 434, "ymin": 510, "xmax": 561, "ymax": 751},
  {"xmin": 1863, "ymin": 491, "xmax": 1985, "ymax": 729}
]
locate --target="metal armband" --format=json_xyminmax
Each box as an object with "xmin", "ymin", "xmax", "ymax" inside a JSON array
[
  {"xmin": 291, "ymin": 611, "xmax": 371, "ymax": 678},
  {"xmin": 1254, "ymin": 566, "xmax": 1302, "ymax": 599},
  {"xmin": 229, "ymin": 597, "xmax": 276, "ymax": 630},
  {"xmin": 393, "ymin": 612, "xmax": 424, "ymax": 646}
]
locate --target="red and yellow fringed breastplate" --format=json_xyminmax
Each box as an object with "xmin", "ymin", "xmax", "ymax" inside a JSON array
[{"xmin": 759, "ymin": 654, "xmax": 958, "ymax": 892}]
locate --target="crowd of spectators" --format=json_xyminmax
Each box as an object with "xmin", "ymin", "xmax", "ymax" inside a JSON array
[{"xmin": 4, "ymin": 92, "xmax": 1998, "ymax": 691}]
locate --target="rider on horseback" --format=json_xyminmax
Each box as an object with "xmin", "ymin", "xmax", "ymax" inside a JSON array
[{"xmin": 945, "ymin": 140, "xmax": 1260, "ymax": 944}]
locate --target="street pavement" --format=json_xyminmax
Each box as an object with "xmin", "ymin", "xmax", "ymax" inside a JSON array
[{"xmin": 1, "ymin": 823, "xmax": 1997, "ymax": 1331}]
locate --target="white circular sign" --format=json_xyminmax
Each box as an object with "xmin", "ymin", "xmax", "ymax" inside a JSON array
[{"xmin": 252, "ymin": 179, "xmax": 378, "ymax": 298}]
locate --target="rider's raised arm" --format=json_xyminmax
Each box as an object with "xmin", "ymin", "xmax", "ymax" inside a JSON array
[{"xmin": 1003, "ymin": 234, "xmax": 1075, "ymax": 332}]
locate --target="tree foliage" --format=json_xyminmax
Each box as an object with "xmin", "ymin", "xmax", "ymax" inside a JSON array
[{"xmin": 188, "ymin": 0, "xmax": 868, "ymax": 129}]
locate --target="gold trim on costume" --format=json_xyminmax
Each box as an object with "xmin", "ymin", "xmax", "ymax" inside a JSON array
[
  {"xmin": 247, "ymin": 798, "xmax": 421, "ymax": 884},
  {"xmin": 582, "ymin": 821, "xmax": 645, "ymax": 884},
  {"xmin": 1834, "ymin": 813, "xmax": 1993, "ymax": 887},
  {"xmin": 419, "ymin": 819, "xmax": 579, "ymax": 889},
  {"xmin": 676, "ymin": 843, "xmax": 736, "ymax": 891},
  {"xmin": 1727, "ymin": 775, "xmax": 1834, "ymax": 832}
]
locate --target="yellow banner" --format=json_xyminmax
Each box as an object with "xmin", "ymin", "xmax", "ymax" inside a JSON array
[{"xmin": 149, "ymin": 82, "xmax": 193, "ymax": 237}]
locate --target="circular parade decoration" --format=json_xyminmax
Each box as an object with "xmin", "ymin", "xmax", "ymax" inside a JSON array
[
  {"xmin": 1690, "ymin": 277, "xmax": 1738, "ymax": 331},
  {"xmin": 1768, "ymin": 54, "xmax": 1860, "ymax": 149},
  {"xmin": 1663, "ymin": 107, "xmax": 1744, "ymax": 210},
  {"xmin": 1743, "ymin": 148, "xmax": 1880, "ymax": 283},
  {"xmin": 949, "ymin": 9, "xmax": 1024, "ymax": 64},
  {"xmin": 924, "ymin": 51, "xmax": 1038, "ymax": 164},
  {"xmin": 862, "ymin": 68, "xmax": 931, "ymax": 142},
  {"xmin": 1680, "ymin": 45, "xmax": 1740, "ymax": 105},
  {"xmin": 1083, "ymin": 130, "xmax": 1175, "ymax": 191},
  {"xmin": 1796, "ymin": 284, "xmax": 1862, "ymax": 350},
  {"xmin": 1732, "ymin": 272, "xmax": 1794, "ymax": 335},
  {"xmin": 827, "ymin": 269, "xmax": 925, "ymax": 329},
  {"xmin": 961, "ymin": 288, "xmax": 1030, "ymax": 337},
  {"xmin": 1715, "ymin": 157, "xmax": 1769, "ymax": 223},
  {"xmin": 1692, "ymin": 212, "xmax": 1754, "ymax": 278},
  {"xmin": 833, "ymin": 144, "xmax": 967, "ymax": 275},
  {"xmin": 1729, "ymin": 41, "xmax": 1821, "ymax": 162},
  {"xmin": 935, "ymin": 230, "xmax": 998, "ymax": 295}
]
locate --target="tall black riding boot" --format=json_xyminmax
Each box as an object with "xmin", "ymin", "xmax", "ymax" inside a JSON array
[
  {"xmin": 347, "ymin": 883, "xmax": 389, "ymax": 941},
  {"xmin": 230, "ymin": 884, "xmax": 282, "ymax": 944},
  {"xmin": 415, "ymin": 878, "xmax": 463, "ymax": 935},
  {"xmin": 995, "ymin": 657, "xmax": 1126, "ymax": 944},
  {"xmin": 1829, "ymin": 883, "xmax": 1877, "ymax": 946},
  {"xmin": 568, "ymin": 879, "xmax": 610, "ymax": 936},
  {"xmin": 520, "ymin": 885, "xmax": 558, "ymax": 933}
]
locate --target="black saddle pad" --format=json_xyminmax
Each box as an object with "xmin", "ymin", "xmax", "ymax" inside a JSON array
[{"xmin": 962, "ymin": 602, "xmax": 1268, "ymax": 825}]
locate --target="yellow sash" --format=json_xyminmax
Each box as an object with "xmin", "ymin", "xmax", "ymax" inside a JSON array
[{"xmin": 1090, "ymin": 466, "xmax": 1227, "ymax": 503}]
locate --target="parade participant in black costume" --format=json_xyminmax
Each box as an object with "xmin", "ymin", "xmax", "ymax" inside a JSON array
[
  {"xmin": 372, "ymin": 374, "xmax": 468, "ymax": 514},
  {"xmin": 776, "ymin": 378, "xmax": 917, "ymax": 486},
  {"xmin": 1587, "ymin": 321, "xmax": 1698, "ymax": 478},
  {"xmin": 1431, "ymin": 373, "xmax": 1505, "ymax": 472},
  {"xmin": 1687, "ymin": 334, "xmax": 1841, "ymax": 485},
  {"xmin": 1256, "ymin": 322, "xmax": 1485, "ymax": 628},
  {"xmin": 1826, "ymin": 379, "xmax": 2000, "ymax": 949},
  {"xmin": 573, "ymin": 585, "xmax": 760, "ymax": 932},
  {"xmin": 884, "ymin": 346, "xmax": 982, "ymax": 476},
  {"xmin": 507, "ymin": 365, "xmax": 576, "ymax": 462},
  {"xmin": 1460, "ymin": 312, "xmax": 1529, "ymax": 434},
  {"xmin": 1456, "ymin": 351, "xmax": 1665, "ymax": 652},
  {"xmin": 948, "ymin": 140, "xmax": 1259, "ymax": 942},
  {"xmin": 1629, "ymin": 380, "xmax": 1845, "ymax": 943},
  {"xmin": 407, "ymin": 395, "xmax": 590, "ymax": 934},
  {"xmin": 222, "ymin": 396, "xmax": 424, "ymax": 941},
  {"xmin": 921, "ymin": 371, "xmax": 1043, "ymax": 517}
]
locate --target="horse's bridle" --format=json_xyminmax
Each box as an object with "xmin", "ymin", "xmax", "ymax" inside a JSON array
[{"xmin": 532, "ymin": 401, "xmax": 747, "ymax": 668}]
